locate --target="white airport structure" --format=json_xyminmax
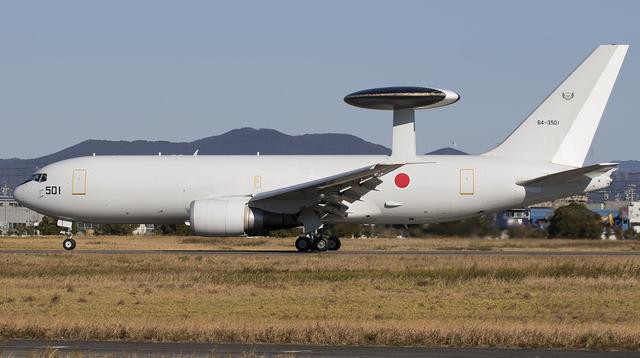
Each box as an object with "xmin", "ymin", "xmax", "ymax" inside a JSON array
[
  {"xmin": 12, "ymin": 45, "xmax": 629, "ymax": 251},
  {"xmin": 0, "ymin": 184, "xmax": 43, "ymax": 234}
]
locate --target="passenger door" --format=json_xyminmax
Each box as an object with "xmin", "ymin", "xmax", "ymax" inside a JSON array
[
  {"xmin": 72, "ymin": 169, "xmax": 87, "ymax": 195},
  {"xmin": 459, "ymin": 169, "xmax": 474, "ymax": 195}
]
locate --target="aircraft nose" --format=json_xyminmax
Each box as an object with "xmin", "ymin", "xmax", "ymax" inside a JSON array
[{"xmin": 13, "ymin": 185, "xmax": 26, "ymax": 204}]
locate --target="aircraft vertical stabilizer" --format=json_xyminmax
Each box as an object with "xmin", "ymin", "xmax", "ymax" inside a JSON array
[{"xmin": 485, "ymin": 45, "xmax": 628, "ymax": 167}]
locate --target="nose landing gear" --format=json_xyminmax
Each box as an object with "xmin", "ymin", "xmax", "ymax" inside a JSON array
[
  {"xmin": 57, "ymin": 219, "xmax": 76, "ymax": 251},
  {"xmin": 295, "ymin": 232, "xmax": 341, "ymax": 252},
  {"xmin": 63, "ymin": 235, "xmax": 76, "ymax": 251}
]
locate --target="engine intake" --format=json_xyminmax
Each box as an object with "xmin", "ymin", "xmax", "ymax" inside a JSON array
[{"xmin": 190, "ymin": 198, "xmax": 299, "ymax": 236}]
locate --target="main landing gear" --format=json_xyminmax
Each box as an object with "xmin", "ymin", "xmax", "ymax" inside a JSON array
[{"xmin": 295, "ymin": 233, "xmax": 341, "ymax": 252}]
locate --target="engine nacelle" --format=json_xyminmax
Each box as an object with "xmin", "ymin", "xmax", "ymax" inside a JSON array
[{"xmin": 189, "ymin": 198, "xmax": 299, "ymax": 236}]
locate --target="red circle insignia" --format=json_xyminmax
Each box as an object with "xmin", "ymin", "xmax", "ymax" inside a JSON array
[{"xmin": 394, "ymin": 173, "xmax": 410, "ymax": 188}]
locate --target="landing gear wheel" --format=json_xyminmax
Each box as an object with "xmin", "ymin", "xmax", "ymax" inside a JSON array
[
  {"xmin": 63, "ymin": 238, "xmax": 76, "ymax": 251},
  {"xmin": 314, "ymin": 237, "xmax": 329, "ymax": 252},
  {"xmin": 327, "ymin": 236, "xmax": 341, "ymax": 251},
  {"xmin": 295, "ymin": 236, "xmax": 312, "ymax": 252}
]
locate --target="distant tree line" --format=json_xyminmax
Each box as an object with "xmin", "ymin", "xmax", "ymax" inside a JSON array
[
  {"xmin": 302, "ymin": 204, "xmax": 635, "ymax": 240},
  {"xmin": 6, "ymin": 204, "xmax": 637, "ymax": 240}
]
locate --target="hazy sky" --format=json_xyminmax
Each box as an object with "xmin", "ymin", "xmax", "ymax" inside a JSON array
[{"xmin": 1, "ymin": 1, "xmax": 637, "ymax": 161}]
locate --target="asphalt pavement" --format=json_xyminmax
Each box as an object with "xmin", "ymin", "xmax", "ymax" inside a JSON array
[{"xmin": 1, "ymin": 339, "xmax": 638, "ymax": 357}]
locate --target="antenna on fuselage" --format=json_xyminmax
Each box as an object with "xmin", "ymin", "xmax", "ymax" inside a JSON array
[{"xmin": 344, "ymin": 87, "xmax": 460, "ymax": 160}]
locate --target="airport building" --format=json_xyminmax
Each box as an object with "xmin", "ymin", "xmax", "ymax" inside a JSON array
[
  {"xmin": 498, "ymin": 198, "xmax": 640, "ymax": 239},
  {"xmin": 0, "ymin": 184, "xmax": 43, "ymax": 234}
]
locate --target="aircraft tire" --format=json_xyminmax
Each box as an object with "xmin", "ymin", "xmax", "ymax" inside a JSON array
[
  {"xmin": 327, "ymin": 236, "xmax": 341, "ymax": 251},
  {"xmin": 314, "ymin": 237, "xmax": 329, "ymax": 252},
  {"xmin": 295, "ymin": 236, "xmax": 312, "ymax": 252},
  {"xmin": 63, "ymin": 238, "xmax": 76, "ymax": 251}
]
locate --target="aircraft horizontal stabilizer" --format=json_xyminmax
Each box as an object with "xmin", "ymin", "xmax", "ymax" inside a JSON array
[{"xmin": 516, "ymin": 163, "xmax": 618, "ymax": 187}]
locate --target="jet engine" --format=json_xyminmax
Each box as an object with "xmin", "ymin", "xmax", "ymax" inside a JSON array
[{"xmin": 189, "ymin": 198, "xmax": 299, "ymax": 236}]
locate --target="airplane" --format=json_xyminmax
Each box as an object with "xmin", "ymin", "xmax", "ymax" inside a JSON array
[{"xmin": 13, "ymin": 44, "xmax": 628, "ymax": 252}]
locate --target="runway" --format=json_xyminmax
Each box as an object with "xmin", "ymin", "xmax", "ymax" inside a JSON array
[
  {"xmin": 1, "ymin": 339, "xmax": 637, "ymax": 357},
  {"xmin": 1, "ymin": 249, "xmax": 640, "ymax": 256}
]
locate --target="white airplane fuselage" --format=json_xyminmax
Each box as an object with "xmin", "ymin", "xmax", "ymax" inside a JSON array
[
  {"xmin": 13, "ymin": 154, "xmax": 608, "ymax": 225},
  {"xmin": 11, "ymin": 44, "xmax": 628, "ymax": 250}
]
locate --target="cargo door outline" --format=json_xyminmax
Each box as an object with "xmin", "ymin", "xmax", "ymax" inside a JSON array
[
  {"xmin": 459, "ymin": 169, "xmax": 474, "ymax": 195},
  {"xmin": 72, "ymin": 169, "xmax": 87, "ymax": 195}
]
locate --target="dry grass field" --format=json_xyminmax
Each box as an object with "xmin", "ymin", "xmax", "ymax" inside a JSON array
[{"xmin": 0, "ymin": 235, "xmax": 640, "ymax": 350}]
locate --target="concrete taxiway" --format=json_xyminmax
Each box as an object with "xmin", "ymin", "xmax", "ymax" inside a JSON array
[{"xmin": 1, "ymin": 340, "xmax": 637, "ymax": 357}]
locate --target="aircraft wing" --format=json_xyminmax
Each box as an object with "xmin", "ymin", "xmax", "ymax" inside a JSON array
[
  {"xmin": 516, "ymin": 163, "xmax": 618, "ymax": 187},
  {"xmin": 249, "ymin": 163, "xmax": 403, "ymax": 217}
]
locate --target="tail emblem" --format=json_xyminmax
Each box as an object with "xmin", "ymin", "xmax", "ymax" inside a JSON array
[{"xmin": 562, "ymin": 91, "xmax": 574, "ymax": 101}]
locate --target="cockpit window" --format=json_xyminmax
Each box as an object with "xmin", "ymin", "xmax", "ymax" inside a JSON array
[{"xmin": 27, "ymin": 173, "xmax": 47, "ymax": 183}]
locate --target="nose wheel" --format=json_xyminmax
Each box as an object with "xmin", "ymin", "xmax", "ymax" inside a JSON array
[
  {"xmin": 63, "ymin": 237, "xmax": 76, "ymax": 251},
  {"xmin": 295, "ymin": 233, "xmax": 341, "ymax": 252}
]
